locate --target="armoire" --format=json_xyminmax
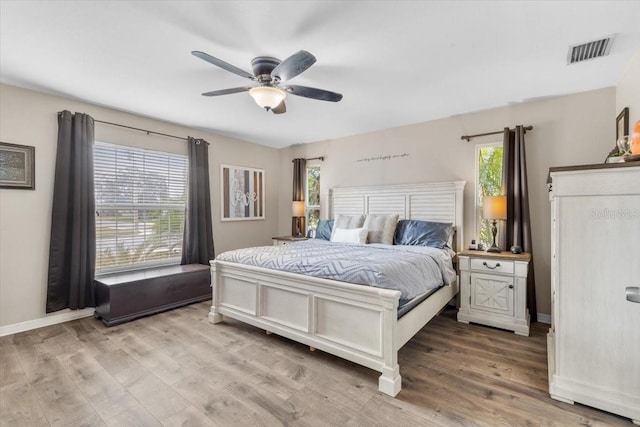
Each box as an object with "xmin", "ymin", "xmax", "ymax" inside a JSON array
[{"xmin": 548, "ymin": 163, "xmax": 640, "ymax": 424}]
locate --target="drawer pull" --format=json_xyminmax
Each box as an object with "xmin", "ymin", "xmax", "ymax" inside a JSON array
[
  {"xmin": 482, "ymin": 261, "xmax": 501, "ymax": 270},
  {"xmin": 509, "ymin": 284, "xmax": 514, "ymax": 289}
]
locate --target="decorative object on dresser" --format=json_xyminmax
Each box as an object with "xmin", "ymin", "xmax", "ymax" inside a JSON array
[
  {"xmin": 209, "ymin": 180, "xmax": 465, "ymax": 397},
  {"xmin": 616, "ymin": 107, "xmax": 629, "ymax": 141},
  {"xmin": 0, "ymin": 142, "xmax": 35, "ymax": 190},
  {"xmin": 547, "ymin": 163, "xmax": 640, "ymax": 424},
  {"xmin": 482, "ymin": 195, "xmax": 507, "ymax": 253},
  {"xmin": 457, "ymin": 250, "xmax": 531, "ymax": 336},
  {"xmin": 272, "ymin": 235, "xmax": 309, "ymax": 246},
  {"xmin": 220, "ymin": 164, "xmax": 265, "ymax": 221}
]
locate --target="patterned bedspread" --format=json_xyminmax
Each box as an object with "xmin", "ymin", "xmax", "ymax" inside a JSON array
[{"xmin": 215, "ymin": 239, "xmax": 456, "ymax": 300}]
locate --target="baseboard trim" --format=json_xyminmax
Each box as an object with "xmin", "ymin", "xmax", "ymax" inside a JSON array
[
  {"xmin": 537, "ymin": 313, "xmax": 551, "ymax": 324},
  {"xmin": 0, "ymin": 308, "xmax": 95, "ymax": 337}
]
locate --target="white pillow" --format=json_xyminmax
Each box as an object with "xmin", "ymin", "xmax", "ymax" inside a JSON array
[
  {"xmin": 363, "ymin": 214, "xmax": 399, "ymax": 245},
  {"xmin": 331, "ymin": 214, "xmax": 366, "ymax": 240},
  {"xmin": 330, "ymin": 227, "xmax": 368, "ymax": 244}
]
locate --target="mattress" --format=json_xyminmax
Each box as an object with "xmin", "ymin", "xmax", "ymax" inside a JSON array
[{"xmin": 215, "ymin": 239, "xmax": 456, "ymax": 303}]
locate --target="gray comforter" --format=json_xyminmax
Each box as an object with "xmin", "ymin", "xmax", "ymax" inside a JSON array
[{"xmin": 215, "ymin": 239, "xmax": 456, "ymax": 300}]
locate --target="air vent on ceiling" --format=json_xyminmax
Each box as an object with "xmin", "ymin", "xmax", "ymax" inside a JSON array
[{"xmin": 567, "ymin": 35, "xmax": 614, "ymax": 64}]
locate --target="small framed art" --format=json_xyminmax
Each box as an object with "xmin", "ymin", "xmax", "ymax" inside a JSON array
[
  {"xmin": 220, "ymin": 164, "xmax": 265, "ymax": 221},
  {"xmin": 616, "ymin": 107, "xmax": 629, "ymax": 140},
  {"xmin": 0, "ymin": 142, "xmax": 35, "ymax": 190}
]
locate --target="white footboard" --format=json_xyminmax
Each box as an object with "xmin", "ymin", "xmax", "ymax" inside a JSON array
[
  {"xmin": 209, "ymin": 260, "xmax": 458, "ymax": 396},
  {"xmin": 209, "ymin": 260, "xmax": 403, "ymax": 396}
]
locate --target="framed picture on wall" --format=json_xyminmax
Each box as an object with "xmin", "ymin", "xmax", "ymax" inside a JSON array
[
  {"xmin": 220, "ymin": 164, "xmax": 265, "ymax": 221},
  {"xmin": 616, "ymin": 107, "xmax": 629, "ymax": 140},
  {"xmin": 0, "ymin": 142, "xmax": 35, "ymax": 190}
]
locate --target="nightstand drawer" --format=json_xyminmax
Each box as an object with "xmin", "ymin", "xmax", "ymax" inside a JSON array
[{"xmin": 470, "ymin": 258, "xmax": 514, "ymax": 274}]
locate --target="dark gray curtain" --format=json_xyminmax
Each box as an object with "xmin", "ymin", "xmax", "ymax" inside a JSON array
[
  {"xmin": 181, "ymin": 137, "xmax": 214, "ymax": 265},
  {"xmin": 502, "ymin": 126, "xmax": 537, "ymax": 322},
  {"xmin": 292, "ymin": 158, "xmax": 306, "ymax": 235},
  {"xmin": 46, "ymin": 111, "xmax": 96, "ymax": 313}
]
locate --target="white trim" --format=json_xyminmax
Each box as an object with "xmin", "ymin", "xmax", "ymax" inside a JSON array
[
  {"xmin": 537, "ymin": 313, "xmax": 551, "ymax": 324},
  {"xmin": 0, "ymin": 308, "xmax": 95, "ymax": 337}
]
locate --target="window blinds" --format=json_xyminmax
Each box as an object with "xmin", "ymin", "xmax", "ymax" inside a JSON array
[{"xmin": 94, "ymin": 142, "xmax": 188, "ymax": 273}]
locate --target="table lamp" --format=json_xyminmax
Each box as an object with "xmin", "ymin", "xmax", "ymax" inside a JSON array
[
  {"xmin": 292, "ymin": 201, "xmax": 305, "ymax": 237},
  {"xmin": 482, "ymin": 195, "xmax": 507, "ymax": 253}
]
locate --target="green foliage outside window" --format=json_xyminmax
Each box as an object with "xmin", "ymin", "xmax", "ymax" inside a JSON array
[
  {"xmin": 306, "ymin": 166, "xmax": 320, "ymax": 229},
  {"xmin": 478, "ymin": 145, "xmax": 503, "ymax": 245}
]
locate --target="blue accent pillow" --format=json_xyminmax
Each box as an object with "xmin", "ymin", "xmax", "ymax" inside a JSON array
[
  {"xmin": 315, "ymin": 219, "xmax": 334, "ymax": 241},
  {"xmin": 393, "ymin": 220, "xmax": 453, "ymax": 249}
]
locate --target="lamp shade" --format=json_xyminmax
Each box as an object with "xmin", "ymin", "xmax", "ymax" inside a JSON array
[
  {"xmin": 249, "ymin": 87, "xmax": 286, "ymax": 110},
  {"xmin": 292, "ymin": 201, "xmax": 305, "ymax": 217},
  {"xmin": 482, "ymin": 195, "xmax": 507, "ymax": 220}
]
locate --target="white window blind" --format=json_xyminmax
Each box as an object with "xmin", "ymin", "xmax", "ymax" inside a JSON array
[{"xmin": 94, "ymin": 142, "xmax": 188, "ymax": 274}]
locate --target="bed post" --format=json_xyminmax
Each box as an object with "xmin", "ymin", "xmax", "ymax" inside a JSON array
[
  {"xmin": 208, "ymin": 261, "xmax": 223, "ymax": 324},
  {"xmin": 378, "ymin": 295, "xmax": 401, "ymax": 396}
]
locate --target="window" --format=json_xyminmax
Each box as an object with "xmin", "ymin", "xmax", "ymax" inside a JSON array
[
  {"xmin": 94, "ymin": 142, "xmax": 188, "ymax": 274},
  {"xmin": 475, "ymin": 142, "xmax": 503, "ymax": 245},
  {"xmin": 305, "ymin": 165, "xmax": 320, "ymax": 231}
]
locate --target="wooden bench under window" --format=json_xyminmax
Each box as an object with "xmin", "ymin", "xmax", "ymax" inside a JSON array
[{"xmin": 94, "ymin": 264, "xmax": 211, "ymax": 326}]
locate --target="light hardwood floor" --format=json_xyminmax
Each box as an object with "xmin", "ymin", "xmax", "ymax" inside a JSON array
[{"xmin": 0, "ymin": 302, "xmax": 633, "ymax": 426}]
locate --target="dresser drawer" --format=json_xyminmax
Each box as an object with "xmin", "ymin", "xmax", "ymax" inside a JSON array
[{"xmin": 470, "ymin": 258, "xmax": 514, "ymax": 274}]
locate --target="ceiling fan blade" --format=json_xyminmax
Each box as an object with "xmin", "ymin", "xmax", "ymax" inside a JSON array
[
  {"xmin": 271, "ymin": 101, "xmax": 286, "ymax": 114},
  {"xmin": 201, "ymin": 87, "xmax": 252, "ymax": 97},
  {"xmin": 192, "ymin": 51, "xmax": 256, "ymax": 81},
  {"xmin": 271, "ymin": 50, "xmax": 316, "ymax": 82},
  {"xmin": 284, "ymin": 85, "xmax": 343, "ymax": 102}
]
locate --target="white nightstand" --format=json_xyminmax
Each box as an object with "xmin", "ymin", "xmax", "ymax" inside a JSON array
[
  {"xmin": 272, "ymin": 236, "xmax": 309, "ymax": 246},
  {"xmin": 456, "ymin": 250, "xmax": 531, "ymax": 336}
]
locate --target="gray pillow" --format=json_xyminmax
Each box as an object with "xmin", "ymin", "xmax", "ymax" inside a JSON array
[
  {"xmin": 393, "ymin": 220, "xmax": 454, "ymax": 249},
  {"xmin": 315, "ymin": 219, "xmax": 334, "ymax": 240},
  {"xmin": 331, "ymin": 214, "xmax": 366, "ymax": 240},
  {"xmin": 363, "ymin": 214, "xmax": 399, "ymax": 245}
]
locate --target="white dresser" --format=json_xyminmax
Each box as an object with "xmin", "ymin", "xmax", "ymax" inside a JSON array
[{"xmin": 548, "ymin": 163, "xmax": 640, "ymax": 424}]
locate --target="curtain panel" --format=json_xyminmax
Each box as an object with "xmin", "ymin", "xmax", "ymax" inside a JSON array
[
  {"xmin": 46, "ymin": 111, "xmax": 96, "ymax": 313},
  {"xmin": 292, "ymin": 158, "xmax": 307, "ymax": 235},
  {"xmin": 502, "ymin": 126, "xmax": 537, "ymax": 322},
  {"xmin": 181, "ymin": 137, "xmax": 214, "ymax": 265}
]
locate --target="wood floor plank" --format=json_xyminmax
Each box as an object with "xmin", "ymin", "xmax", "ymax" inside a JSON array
[
  {"xmin": 162, "ymin": 405, "xmax": 218, "ymax": 427},
  {"xmin": 103, "ymin": 403, "xmax": 162, "ymax": 427},
  {"xmin": 1, "ymin": 301, "xmax": 635, "ymax": 426},
  {"xmin": 125, "ymin": 371, "xmax": 190, "ymax": 422},
  {"xmin": 30, "ymin": 373, "xmax": 99, "ymax": 427},
  {"xmin": 0, "ymin": 380, "xmax": 48, "ymax": 427}
]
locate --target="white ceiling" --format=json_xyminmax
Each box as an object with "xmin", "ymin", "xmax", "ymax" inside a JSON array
[{"xmin": 1, "ymin": 1, "xmax": 639, "ymax": 148}]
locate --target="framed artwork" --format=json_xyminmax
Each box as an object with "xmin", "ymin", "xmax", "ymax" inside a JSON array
[
  {"xmin": 616, "ymin": 107, "xmax": 629, "ymax": 140},
  {"xmin": 0, "ymin": 142, "xmax": 35, "ymax": 190},
  {"xmin": 220, "ymin": 164, "xmax": 265, "ymax": 221}
]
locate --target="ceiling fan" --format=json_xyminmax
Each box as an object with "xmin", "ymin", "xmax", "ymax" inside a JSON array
[{"xmin": 192, "ymin": 50, "xmax": 343, "ymax": 114}]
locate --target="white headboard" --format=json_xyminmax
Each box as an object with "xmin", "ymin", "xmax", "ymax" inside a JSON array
[{"xmin": 329, "ymin": 181, "xmax": 466, "ymax": 251}]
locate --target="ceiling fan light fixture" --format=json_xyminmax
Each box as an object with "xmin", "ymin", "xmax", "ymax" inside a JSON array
[{"xmin": 249, "ymin": 87, "xmax": 286, "ymax": 110}]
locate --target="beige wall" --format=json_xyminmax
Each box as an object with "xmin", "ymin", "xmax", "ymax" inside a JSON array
[
  {"xmin": 278, "ymin": 88, "xmax": 616, "ymax": 317},
  {"xmin": 0, "ymin": 84, "xmax": 281, "ymax": 327},
  {"xmin": 616, "ymin": 48, "xmax": 640, "ymax": 131}
]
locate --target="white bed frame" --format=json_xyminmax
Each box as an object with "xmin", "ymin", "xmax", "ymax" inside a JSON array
[{"xmin": 209, "ymin": 181, "xmax": 465, "ymax": 396}]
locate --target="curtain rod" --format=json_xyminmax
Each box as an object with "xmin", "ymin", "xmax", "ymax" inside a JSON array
[
  {"xmin": 292, "ymin": 156, "xmax": 325, "ymax": 163},
  {"xmin": 94, "ymin": 119, "xmax": 189, "ymax": 141},
  {"xmin": 461, "ymin": 125, "xmax": 533, "ymax": 142}
]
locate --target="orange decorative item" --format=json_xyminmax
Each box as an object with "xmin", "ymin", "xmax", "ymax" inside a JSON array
[{"xmin": 632, "ymin": 120, "xmax": 640, "ymax": 155}]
